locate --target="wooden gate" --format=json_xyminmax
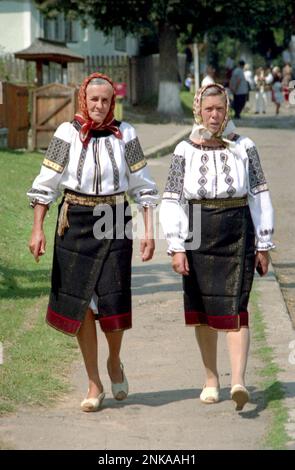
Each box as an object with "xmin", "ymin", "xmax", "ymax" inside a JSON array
[
  {"xmin": 32, "ymin": 83, "xmax": 77, "ymax": 149},
  {"xmin": 0, "ymin": 82, "xmax": 29, "ymax": 149}
]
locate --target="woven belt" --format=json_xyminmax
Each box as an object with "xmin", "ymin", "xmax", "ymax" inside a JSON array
[
  {"xmin": 189, "ymin": 197, "xmax": 248, "ymax": 208},
  {"xmin": 57, "ymin": 190, "xmax": 126, "ymax": 236},
  {"xmin": 64, "ymin": 190, "xmax": 126, "ymax": 207}
]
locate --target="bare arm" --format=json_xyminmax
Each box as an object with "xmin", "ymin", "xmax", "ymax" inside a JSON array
[
  {"xmin": 140, "ymin": 206, "xmax": 155, "ymax": 262},
  {"xmin": 29, "ymin": 203, "xmax": 48, "ymax": 262}
]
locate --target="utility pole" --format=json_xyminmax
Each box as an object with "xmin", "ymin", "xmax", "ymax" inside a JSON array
[{"xmin": 193, "ymin": 42, "xmax": 200, "ymax": 91}]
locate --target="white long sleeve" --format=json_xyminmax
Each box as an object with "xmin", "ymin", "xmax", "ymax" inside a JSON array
[
  {"xmin": 160, "ymin": 147, "xmax": 188, "ymax": 253},
  {"xmin": 244, "ymin": 141, "xmax": 275, "ymax": 250},
  {"xmin": 27, "ymin": 122, "xmax": 72, "ymax": 206},
  {"xmin": 123, "ymin": 131, "xmax": 159, "ymax": 207},
  {"xmin": 159, "ymin": 199, "xmax": 188, "ymax": 253}
]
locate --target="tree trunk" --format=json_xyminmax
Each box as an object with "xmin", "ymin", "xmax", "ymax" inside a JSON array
[{"xmin": 157, "ymin": 22, "xmax": 183, "ymax": 119}]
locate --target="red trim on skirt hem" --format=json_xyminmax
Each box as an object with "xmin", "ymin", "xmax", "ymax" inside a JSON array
[
  {"xmin": 46, "ymin": 306, "xmax": 81, "ymax": 336},
  {"xmin": 99, "ymin": 312, "xmax": 132, "ymax": 332},
  {"xmin": 185, "ymin": 310, "xmax": 249, "ymax": 330}
]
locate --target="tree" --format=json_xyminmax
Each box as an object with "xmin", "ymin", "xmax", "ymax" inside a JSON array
[
  {"xmin": 35, "ymin": 0, "xmax": 294, "ymax": 118},
  {"xmin": 34, "ymin": 0, "xmax": 217, "ymax": 119}
]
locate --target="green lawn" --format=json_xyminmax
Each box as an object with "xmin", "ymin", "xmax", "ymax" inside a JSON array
[
  {"xmin": 251, "ymin": 289, "xmax": 289, "ymax": 449},
  {"xmin": 0, "ymin": 150, "xmax": 77, "ymax": 416}
]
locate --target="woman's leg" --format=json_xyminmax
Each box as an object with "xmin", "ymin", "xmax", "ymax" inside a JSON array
[
  {"xmin": 77, "ymin": 308, "xmax": 104, "ymax": 398},
  {"xmin": 195, "ymin": 326, "xmax": 219, "ymax": 387},
  {"xmin": 226, "ymin": 327, "xmax": 250, "ymax": 387},
  {"xmin": 105, "ymin": 330, "xmax": 125, "ymax": 383}
]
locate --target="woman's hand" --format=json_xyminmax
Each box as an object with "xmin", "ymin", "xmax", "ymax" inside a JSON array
[
  {"xmin": 140, "ymin": 238, "xmax": 155, "ymax": 261},
  {"xmin": 29, "ymin": 204, "xmax": 48, "ymax": 263},
  {"xmin": 140, "ymin": 238, "xmax": 155, "ymax": 262},
  {"xmin": 29, "ymin": 228, "xmax": 46, "ymax": 263},
  {"xmin": 140, "ymin": 206, "xmax": 155, "ymax": 261},
  {"xmin": 255, "ymin": 250, "xmax": 269, "ymax": 276},
  {"xmin": 172, "ymin": 252, "xmax": 190, "ymax": 276}
]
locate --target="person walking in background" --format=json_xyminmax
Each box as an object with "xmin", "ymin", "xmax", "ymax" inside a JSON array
[
  {"xmin": 201, "ymin": 65, "xmax": 216, "ymax": 87},
  {"xmin": 254, "ymin": 67, "xmax": 268, "ymax": 114},
  {"xmin": 282, "ymin": 62, "xmax": 293, "ymax": 105},
  {"xmin": 229, "ymin": 60, "xmax": 248, "ymax": 119},
  {"xmin": 224, "ymin": 56, "xmax": 234, "ymax": 88},
  {"xmin": 27, "ymin": 72, "xmax": 159, "ymax": 413},
  {"xmin": 271, "ymin": 67, "xmax": 284, "ymax": 115},
  {"xmin": 160, "ymin": 83, "xmax": 275, "ymax": 411}
]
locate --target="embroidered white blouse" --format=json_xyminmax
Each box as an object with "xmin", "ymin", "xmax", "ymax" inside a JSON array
[
  {"xmin": 160, "ymin": 136, "xmax": 275, "ymax": 253},
  {"xmin": 27, "ymin": 120, "xmax": 159, "ymax": 207}
]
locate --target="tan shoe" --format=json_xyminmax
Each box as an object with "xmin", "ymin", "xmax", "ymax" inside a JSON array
[
  {"xmin": 109, "ymin": 363, "xmax": 129, "ymax": 401},
  {"xmin": 80, "ymin": 390, "xmax": 105, "ymax": 412},
  {"xmin": 200, "ymin": 386, "xmax": 220, "ymax": 404},
  {"xmin": 230, "ymin": 384, "xmax": 249, "ymax": 411}
]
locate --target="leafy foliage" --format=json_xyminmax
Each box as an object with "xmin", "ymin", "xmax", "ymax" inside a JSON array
[{"xmin": 34, "ymin": 0, "xmax": 295, "ymax": 43}]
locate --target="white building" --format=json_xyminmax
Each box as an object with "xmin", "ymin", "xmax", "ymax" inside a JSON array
[{"xmin": 0, "ymin": 0, "xmax": 139, "ymax": 57}]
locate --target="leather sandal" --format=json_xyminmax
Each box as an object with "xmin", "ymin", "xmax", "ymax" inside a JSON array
[
  {"xmin": 108, "ymin": 362, "xmax": 129, "ymax": 401},
  {"xmin": 230, "ymin": 384, "xmax": 249, "ymax": 411},
  {"xmin": 200, "ymin": 385, "xmax": 220, "ymax": 404},
  {"xmin": 80, "ymin": 390, "xmax": 105, "ymax": 412}
]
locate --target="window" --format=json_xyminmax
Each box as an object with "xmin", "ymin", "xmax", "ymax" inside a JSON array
[
  {"xmin": 65, "ymin": 19, "xmax": 78, "ymax": 43},
  {"xmin": 43, "ymin": 17, "xmax": 51, "ymax": 40},
  {"xmin": 114, "ymin": 27, "xmax": 126, "ymax": 52},
  {"xmin": 42, "ymin": 15, "xmax": 65, "ymax": 42}
]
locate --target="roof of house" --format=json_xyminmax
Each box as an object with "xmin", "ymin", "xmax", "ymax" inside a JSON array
[{"xmin": 14, "ymin": 38, "xmax": 84, "ymax": 63}]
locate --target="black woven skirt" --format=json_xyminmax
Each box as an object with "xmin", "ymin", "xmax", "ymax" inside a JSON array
[
  {"xmin": 183, "ymin": 204, "xmax": 255, "ymax": 330},
  {"xmin": 47, "ymin": 200, "xmax": 133, "ymax": 336}
]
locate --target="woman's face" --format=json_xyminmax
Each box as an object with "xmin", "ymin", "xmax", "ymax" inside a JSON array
[
  {"xmin": 86, "ymin": 83, "xmax": 113, "ymax": 123},
  {"xmin": 201, "ymin": 94, "xmax": 226, "ymax": 134}
]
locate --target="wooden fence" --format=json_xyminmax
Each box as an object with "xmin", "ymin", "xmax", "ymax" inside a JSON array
[
  {"xmin": 32, "ymin": 83, "xmax": 78, "ymax": 149},
  {"xmin": 0, "ymin": 54, "xmax": 35, "ymax": 84},
  {"xmin": 0, "ymin": 82, "xmax": 30, "ymax": 149},
  {"xmin": 68, "ymin": 55, "xmax": 130, "ymax": 93},
  {"xmin": 0, "ymin": 53, "xmax": 186, "ymax": 148},
  {"xmin": 0, "ymin": 53, "xmax": 129, "ymax": 86}
]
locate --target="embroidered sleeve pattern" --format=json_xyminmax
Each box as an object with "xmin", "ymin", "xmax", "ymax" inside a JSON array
[
  {"xmin": 163, "ymin": 154, "xmax": 185, "ymax": 200},
  {"xmin": 246, "ymin": 146, "xmax": 268, "ymax": 194},
  {"xmin": 125, "ymin": 137, "xmax": 147, "ymax": 173},
  {"xmin": 42, "ymin": 137, "xmax": 70, "ymax": 173},
  {"xmin": 27, "ymin": 188, "xmax": 50, "ymax": 207}
]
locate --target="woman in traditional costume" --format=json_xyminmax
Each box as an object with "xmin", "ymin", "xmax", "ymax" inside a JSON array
[
  {"xmin": 28, "ymin": 72, "xmax": 158, "ymax": 412},
  {"xmin": 160, "ymin": 83, "xmax": 275, "ymax": 410}
]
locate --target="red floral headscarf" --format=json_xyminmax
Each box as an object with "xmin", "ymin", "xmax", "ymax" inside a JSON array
[{"xmin": 74, "ymin": 72, "xmax": 122, "ymax": 144}]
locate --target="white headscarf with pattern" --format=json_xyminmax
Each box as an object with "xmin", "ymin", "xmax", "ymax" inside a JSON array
[{"xmin": 190, "ymin": 83, "xmax": 236, "ymax": 147}]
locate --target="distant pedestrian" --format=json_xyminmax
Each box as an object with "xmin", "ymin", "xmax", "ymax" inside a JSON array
[
  {"xmin": 244, "ymin": 64, "xmax": 254, "ymax": 104},
  {"xmin": 254, "ymin": 67, "xmax": 268, "ymax": 114},
  {"xmin": 229, "ymin": 60, "xmax": 248, "ymax": 119},
  {"xmin": 201, "ymin": 65, "xmax": 215, "ymax": 87},
  {"xmin": 282, "ymin": 63, "xmax": 293, "ymax": 104},
  {"xmin": 271, "ymin": 67, "xmax": 284, "ymax": 115}
]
